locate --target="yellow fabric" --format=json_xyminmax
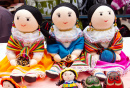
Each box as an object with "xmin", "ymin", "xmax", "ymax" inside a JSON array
[{"xmin": 0, "ymin": 49, "xmax": 53, "ymax": 77}]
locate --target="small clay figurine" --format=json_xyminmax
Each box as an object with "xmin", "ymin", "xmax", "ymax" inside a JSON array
[
  {"xmin": 56, "ymin": 68, "xmax": 83, "ymax": 88},
  {"xmin": 82, "ymin": 76, "xmax": 102, "ymax": 88},
  {"xmin": 103, "ymin": 71, "xmax": 124, "ymax": 88},
  {"xmin": 1, "ymin": 77, "xmax": 26, "ymax": 88}
]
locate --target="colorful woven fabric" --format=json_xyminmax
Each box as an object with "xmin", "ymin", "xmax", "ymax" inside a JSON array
[
  {"xmin": 7, "ymin": 35, "xmax": 44, "ymax": 59},
  {"xmin": 84, "ymin": 31, "xmax": 123, "ymax": 53},
  {"xmin": 62, "ymin": 81, "xmax": 78, "ymax": 88}
]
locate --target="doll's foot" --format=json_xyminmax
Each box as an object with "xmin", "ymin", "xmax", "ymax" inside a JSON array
[
  {"xmin": 10, "ymin": 75, "xmax": 22, "ymax": 83},
  {"xmin": 94, "ymin": 72, "xmax": 106, "ymax": 81},
  {"xmin": 24, "ymin": 73, "xmax": 37, "ymax": 83},
  {"xmin": 10, "ymin": 70, "xmax": 23, "ymax": 83},
  {"xmin": 46, "ymin": 69, "xmax": 59, "ymax": 79}
]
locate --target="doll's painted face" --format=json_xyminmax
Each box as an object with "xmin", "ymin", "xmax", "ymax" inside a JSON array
[
  {"xmin": 3, "ymin": 81, "xmax": 14, "ymax": 88},
  {"xmin": 91, "ymin": 6, "xmax": 115, "ymax": 29},
  {"xmin": 52, "ymin": 6, "xmax": 77, "ymax": 30},
  {"xmin": 62, "ymin": 71, "xmax": 75, "ymax": 81},
  {"xmin": 14, "ymin": 9, "xmax": 39, "ymax": 32}
]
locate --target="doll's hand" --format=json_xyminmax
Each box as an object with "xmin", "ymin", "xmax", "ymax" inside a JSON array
[
  {"xmin": 54, "ymin": 54, "xmax": 61, "ymax": 62},
  {"xmin": 10, "ymin": 59, "xmax": 17, "ymax": 66},
  {"xmin": 30, "ymin": 59, "xmax": 37, "ymax": 66},
  {"xmin": 71, "ymin": 55, "xmax": 77, "ymax": 61},
  {"xmin": 116, "ymin": 53, "xmax": 121, "ymax": 61},
  {"xmin": 93, "ymin": 54, "xmax": 100, "ymax": 61}
]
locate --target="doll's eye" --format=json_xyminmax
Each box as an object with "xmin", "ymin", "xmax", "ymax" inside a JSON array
[
  {"xmin": 17, "ymin": 16, "xmax": 19, "ymax": 20},
  {"xmin": 108, "ymin": 11, "xmax": 111, "ymax": 15},
  {"xmin": 70, "ymin": 73, "xmax": 72, "ymax": 75},
  {"xmin": 99, "ymin": 12, "xmax": 103, "ymax": 16},
  {"xmin": 57, "ymin": 13, "xmax": 60, "ymax": 17},
  {"xmin": 8, "ymin": 85, "xmax": 10, "ymax": 87},
  {"xmin": 68, "ymin": 12, "xmax": 71, "ymax": 17},
  {"xmin": 27, "ymin": 18, "xmax": 30, "ymax": 21}
]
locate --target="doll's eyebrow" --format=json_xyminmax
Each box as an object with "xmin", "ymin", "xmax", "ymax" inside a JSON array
[
  {"xmin": 68, "ymin": 12, "xmax": 72, "ymax": 14},
  {"xmin": 26, "ymin": 17, "xmax": 30, "ymax": 18},
  {"xmin": 57, "ymin": 13, "xmax": 60, "ymax": 15},
  {"xmin": 108, "ymin": 11, "xmax": 111, "ymax": 12},
  {"xmin": 99, "ymin": 12, "xmax": 103, "ymax": 13}
]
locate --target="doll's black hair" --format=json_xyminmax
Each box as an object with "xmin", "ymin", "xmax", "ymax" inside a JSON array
[
  {"xmin": 2, "ymin": 80, "xmax": 16, "ymax": 88},
  {"xmin": 51, "ymin": 3, "xmax": 79, "ymax": 19},
  {"xmin": 56, "ymin": 70, "xmax": 81, "ymax": 86},
  {"xmin": 15, "ymin": 5, "xmax": 55, "ymax": 43},
  {"xmin": 88, "ymin": 3, "xmax": 115, "ymax": 23}
]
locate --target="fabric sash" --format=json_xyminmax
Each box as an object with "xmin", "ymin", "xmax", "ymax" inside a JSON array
[
  {"xmin": 7, "ymin": 35, "xmax": 44, "ymax": 59},
  {"xmin": 84, "ymin": 31, "xmax": 123, "ymax": 53}
]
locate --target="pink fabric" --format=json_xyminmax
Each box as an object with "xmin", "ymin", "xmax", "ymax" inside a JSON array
[
  {"xmin": 111, "ymin": 0, "xmax": 129, "ymax": 10},
  {"xmin": 0, "ymin": 71, "xmax": 130, "ymax": 88},
  {"xmin": 94, "ymin": 51, "xmax": 130, "ymax": 76}
]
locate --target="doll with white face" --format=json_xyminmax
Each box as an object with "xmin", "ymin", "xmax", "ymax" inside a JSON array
[
  {"xmin": 83, "ymin": 3, "xmax": 130, "ymax": 80},
  {"xmin": 56, "ymin": 68, "xmax": 83, "ymax": 88},
  {"xmin": 0, "ymin": 5, "xmax": 53, "ymax": 83},
  {"xmin": 1, "ymin": 78, "xmax": 21, "ymax": 88},
  {"xmin": 46, "ymin": 3, "xmax": 89, "ymax": 79}
]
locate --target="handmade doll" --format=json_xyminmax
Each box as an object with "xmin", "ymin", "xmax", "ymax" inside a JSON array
[
  {"xmin": 46, "ymin": 3, "xmax": 89, "ymax": 79},
  {"xmin": 103, "ymin": 71, "xmax": 124, "ymax": 88},
  {"xmin": 1, "ymin": 77, "xmax": 26, "ymax": 88},
  {"xmin": 82, "ymin": 76, "xmax": 102, "ymax": 88},
  {"xmin": 83, "ymin": 3, "xmax": 130, "ymax": 80},
  {"xmin": 56, "ymin": 68, "xmax": 83, "ymax": 88},
  {"xmin": 0, "ymin": 5, "xmax": 53, "ymax": 83}
]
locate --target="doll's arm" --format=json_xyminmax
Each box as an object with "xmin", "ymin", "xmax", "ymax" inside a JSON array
[
  {"xmin": 7, "ymin": 50, "xmax": 17, "ymax": 66},
  {"xmin": 71, "ymin": 49, "xmax": 82, "ymax": 61},
  {"xmin": 90, "ymin": 52, "xmax": 100, "ymax": 61},
  {"xmin": 30, "ymin": 52, "xmax": 44, "ymax": 66},
  {"xmin": 114, "ymin": 50, "xmax": 121, "ymax": 61},
  {"xmin": 50, "ymin": 53, "xmax": 61, "ymax": 62}
]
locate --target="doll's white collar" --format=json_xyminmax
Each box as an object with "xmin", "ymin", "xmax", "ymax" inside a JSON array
[
  {"xmin": 83, "ymin": 25, "xmax": 118, "ymax": 43},
  {"xmin": 51, "ymin": 25, "xmax": 82, "ymax": 43}
]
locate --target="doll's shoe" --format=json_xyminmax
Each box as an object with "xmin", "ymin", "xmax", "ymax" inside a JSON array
[
  {"xmin": 24, "ymin": 73, "xmax": 37, "ymax": 83},
  {"xmin": 46, "ymin": 70, "xmax": 59, "ymax": 79},
  {"xmin": 10, "ymin": 74, "xmax": 22, "ymax": 83},
  {"xmin": 94, "ymin": 72, "xmax": 107, "ymax": 81}
]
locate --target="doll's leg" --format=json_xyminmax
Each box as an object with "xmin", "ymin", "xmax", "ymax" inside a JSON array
[
  {"xmin": 24, "ymin": 68, "xmax": 45, "ymax": 83},
  {"xmin": 46, "ymin": 62, "xmax": 65, "ymax": 79},
  {"xmin": 90, "ymin": 69, "xmax": 106, "ymax": 81},
  {"xmin": 10, "ymin": 69, "xmax": 24, "ymax": 83}
]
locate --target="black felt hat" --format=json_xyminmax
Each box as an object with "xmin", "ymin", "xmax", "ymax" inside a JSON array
[
  {"xmin": 88, "ymin": 3, "xmax": 114, "ymax": 23},
  {"xmin": 51, "ymin": 3, "xmax": 79, "ymax": 19},
  {"xmin": 15, "ymin": 5, "xmax": 43, "ymax": 25}
]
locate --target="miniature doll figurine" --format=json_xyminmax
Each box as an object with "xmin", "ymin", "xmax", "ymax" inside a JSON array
[
  {"xmin": 83, "ymin": 3, "xmax": 130, "ymax": 80},
  {"xmin": 56, "ymin": 68, "xmax": 83, "ymax": 88},
  {"xmin": 46, "ymin": 3, "xmax": 89, "ymax": 79},
  {"xmin": 103, "ymin": 71, "xmax": 124, "ymax": 88},
  {"xmin": 82, "ymin": 76, "xmax": 102, "ymax": 88},
  {"xmin": 0, "ymin": 5, "xmax": 53, "ymax": 83},
  {"xmin": 1, "ymin": 77, "xmax": 27, "ymax": 88}
]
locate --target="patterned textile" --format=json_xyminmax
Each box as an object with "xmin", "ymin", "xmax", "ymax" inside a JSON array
[
  {"xmin": 7, "ymin": 35, "xmax": 44, "ymax": 59},
  {"xmin": 84, "ymin": 31, "xmax": 123, "ymax": 53},
  {"xmin": 62, "ymin": 81, "xmax": 78, "ymax": 88}
]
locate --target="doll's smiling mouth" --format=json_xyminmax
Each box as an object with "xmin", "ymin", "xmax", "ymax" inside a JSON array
[
  {"xmin": 63, "ymin": 22, "xmax": 68, "ymax": 24},
  {"xmin": 104, "ymin": 20, "xmax": 108, "ymax": 22},
  {"xmin": 21, "ymin": 24, "xmax": 26, "ymax": 27}
]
